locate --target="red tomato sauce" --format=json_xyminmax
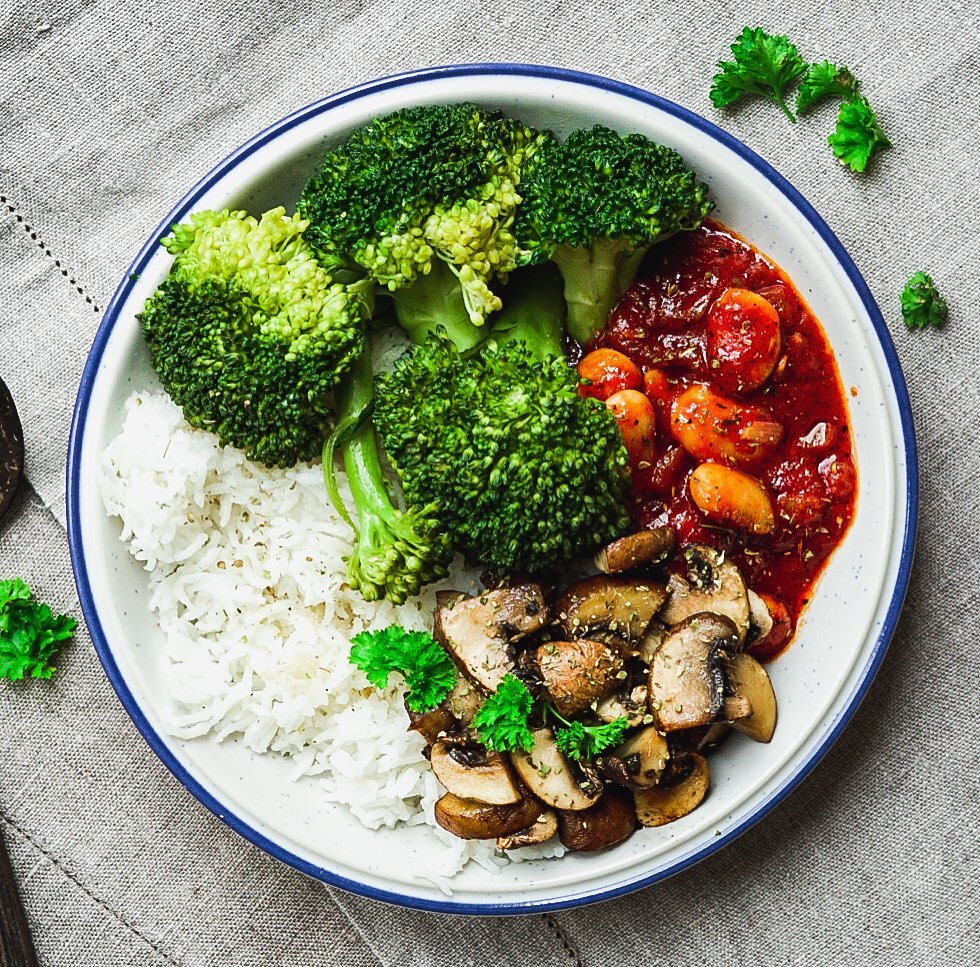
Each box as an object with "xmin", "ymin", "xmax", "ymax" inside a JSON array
[{"xmin": 596, "ymin": 221, "xmax": 857, "ymax": 659}]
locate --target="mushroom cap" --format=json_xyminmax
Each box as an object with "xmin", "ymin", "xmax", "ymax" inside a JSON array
[
  {"xmin": 405, "ymin": 702, "xmax": 457, "ymax": 747},
  {"xmin": 594, "ymin": 527, "xmax": 675, "ymax": 574},
  {"xmin": 435, "ymin": 583, "xmax": 549, "ymax": 690},
  {"xmin": 558, "ymin": 786, "xmax": 637, "ymax": 852},
  {"xmin": 633, "ymin": 753, "xmax": 710, "ymax": 827},
  {"xmin": 649, "ymin": 612, "xmax": 738, "ymax": 731},
  {"xmin": 496, "ymin": 810, "xmax": 559, "ymax": 850},
  {"xmin": 723, "ymin": 652, "xmax": 778, "ymax": 742},
  {"xmin": 595, "ymin": 685, "xmax": 649, "ymax": 728},
  {"xmin": 430, "ymin": 736, "xmax": 522, "ymax": 804},
  {"xmin": 555, "ymin": 575, "xmax": 668, "ymax": 645},
  {"xmin": 434, "ymin": 792, "xmax": 543, "ymax": 840},
  {"xmin": 510, "ymin": 727, "xmax": 604, "ymax": 811},
  {"xmin": 660, "ymin": 545, "xmax": 750, "ymax": 643},
  {"xmin": 614, "ymin": 726, "xmax": 670, "ymax": 789},
  {"xmin": 535, "ymin": 638, "xmax": 623, "ymax": 717}
]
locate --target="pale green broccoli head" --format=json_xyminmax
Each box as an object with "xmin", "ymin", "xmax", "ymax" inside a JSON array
[
  {"xmin": 297, "ymin": 103, "xmax": 552, "ymax": 325},
  {"xmin": 140, "ymin": 207, "xmax": 366, "ymax": 467}
]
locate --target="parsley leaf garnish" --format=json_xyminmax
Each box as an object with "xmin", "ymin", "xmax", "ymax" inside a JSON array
[
  {"xmin": 828, "ymin": 97, "xmax": 890, "ymax": 172},
  {"xmin": 710, "ymin": 27, "xmax": 807, "ymax": 122},
  {"xmin": 472, "ymin": 674, "xmax": 535, "ymax": 753},
  {"xmin": 554, "ymin": 717, "xmax": 630, "ymax": 761},
  {"xmin": 0, "ymin": 578, "xmax": 76, "ymax": 681},
  {"xmin": 901, "ymin": 272, "xmax": 948, "ymax": 330},
  {"xmin": 795, "ymin": 61, "xmax": 860, "ymax": 114},
  {"xmin": 349, "ymin": 625, "xmax": 456, "ymax": 713}
]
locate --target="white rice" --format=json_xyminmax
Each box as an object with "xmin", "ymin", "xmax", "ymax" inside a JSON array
[{"xmin": 99, "ymin": 391, "xmax": 564, "ymax": 883}]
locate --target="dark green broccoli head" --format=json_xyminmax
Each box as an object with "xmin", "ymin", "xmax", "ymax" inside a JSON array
[
  {"xmin": 515, "ymin": 125, "xmax": 713, "ymax": 344},
  {"xmin": 298, "ymin": 103, "xmax": 553, "ymax": 326},
  {"xmin": 139, "ymin": 208, "xmax": 366, "ymax": 467},
  {"xmin": 373, "ymin": 332, "xmax": 630, "ymax": 574},
  {"xmin": 324, "ymin": 348, "xmax": 454, "ymax": 605}
]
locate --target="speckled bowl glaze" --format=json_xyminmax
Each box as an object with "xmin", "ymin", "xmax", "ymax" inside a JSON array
[{"xmin": 67, "ymin": 65, "xmax": 917, "ymax": 914}]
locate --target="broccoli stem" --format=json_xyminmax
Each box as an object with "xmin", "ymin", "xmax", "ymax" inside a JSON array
[
  {"xmin": 551, "ymin": 239, "xmax": 650, "ymax": 348},
  {"xmin": 324, "ymin": 346, "xmax": 451, "ymax": 603},
  {"xmin": 390, "ymin": 258, "xmax": 485, "ymax": 351},
  {"xmin": 489, "ymin": 264, "xmax": 567, "ymax": 361}
]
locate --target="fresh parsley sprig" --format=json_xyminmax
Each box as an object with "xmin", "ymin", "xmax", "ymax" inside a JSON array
[
  {"xmin": 349, "ymin": 625, "xmax": 456, "ymax": 713},
  {"xmin": 829, "ymin": 96, "xmax": 891, "ymax": 173},
  {"xmin": 553, "ymin": 716, "xmax": 630, "ymax": 761},
  {"xmin": 901, "ymin": 272, "xmax": 948, "ymax": 330},
  {"xmin": 471, "ymin": 675, "xmax": 630, "ymax": 760},
  {"xmin": 472, "ymin": 674, "xmax": 535, "ymax": 753},
  {"xmin": 710, "ymin": 29, "xmax": 890, "ymax": 173},
  {"xmin": 709, "ymin": 27, "xmax": 807, "ymax": 123},
  {"xmin": 795, "ymin": 61, "xmax": 860, "ymax": 114},
  {"xmin": 0, "ymin": 578, "xmax": 76, "ymax": 681}
]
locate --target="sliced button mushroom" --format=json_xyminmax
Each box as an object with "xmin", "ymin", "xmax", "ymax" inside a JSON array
[
  {"xmin": 747, "ymin": 589, "xmax": 774, "ymax": 643},
  {"xmin": 721, "ymin": 695, "xmax": 752, "ymax": 721},
  {"xmin": 697, "ymin": 721, "xmax": 732, "ymax": 752},
  {"xmin": 535, "ymin": 639, "xmax": 623, "ymax": 717},
  {"xmin": 660, "ymin": 545, "xmax": 750, "ymax": 643},
  {"xmin": 510, "ymin": 727, "xmax": 604, "ymax": 811},
  {"xmin": 558, "ymin": 786, "xmax": 637, "ymax": 852},
  {"xmin": 633, "ymin": 753, "xmax": 710, "ymax": 827},
  {"xmin": 434, "ymin": 792, "xmax": 542, "ymax": 840},
  {"xmin": 496, "ymin": 809, "xmax": 559, "ymax": 850},
  {"xmin": 594, "ymin": 527, "xmax": 675, "ymax": 574},
  {"xmin": 722, "ymin": 652, "xmax": 777, "ymax": 742},
  {"xmin": 445, "ymin": 674, "xmax": 485, "ymax": 727},
  {"xmin": 746, "ymin": 592, "xmax": 792, "ymax": 660},
  {"xmin": 595, "ymin": 725, "xmax": 669, "ymax": 789},
  {"xmin": 649, "ymin": 613, "xmax": 738, "ymax": 731},
  {"xmin": 430, "ymin": 735, "xmax": 521, "ymax": 805},
  {"xmin": 636, "ymin": 624, "xmax": 665, "ymax": 664},
  {"xmin": 595, "ymin": 685, "xmax": 649, "ymax": 728},
  {"xmin": 406, "ymin": 702, "xmax": 457, "ymax": 747},
  {"xmin": 555, "ymin": 575, "xmax": 668, "ymax": 645},
  {"xmin": 435, "ymin": 584, "xmax": 549, "ymax": 691}
]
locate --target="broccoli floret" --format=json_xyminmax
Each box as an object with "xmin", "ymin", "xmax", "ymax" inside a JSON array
[
  {"xmin": 139, "ymin": 207, "xmax": 365, "ymax": 467},
  {"xmin": 374, "ymin": 265, "xmax": 630, "ymax": 574},
  {"xmin": 515, "ymin": 125, "xmax": 714, "ymax": 346},
  {"xmin": 324, "ymin": 347, "xmax": 453, "ymax": 603},
  {"xmin": 298, "ymin": 103, "xmax": 551, "ymax": 326}
]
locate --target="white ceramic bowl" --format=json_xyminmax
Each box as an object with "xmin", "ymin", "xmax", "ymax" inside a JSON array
[{"xmin": 67, "ymin": 65, "xmax": 917, "ymax": 914}]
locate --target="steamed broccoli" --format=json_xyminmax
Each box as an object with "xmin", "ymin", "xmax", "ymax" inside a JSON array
[
  {"xmin": 515, "ymin": 125, "xmax": 714, "ymax": 346},
  {"xmin": 323, "ymin": 346, "xmax": 453, "ymax": 604},
  {"xmin": 374, "ymin": 265, "xmax": 630, "ymax": 574},
  {"xmin": 139, "ymin": 207, "xmax": 365, "ymax": 466},
  {"xmin": 298, "ymin": 103, "xmax": 551, "ymax": 326}
]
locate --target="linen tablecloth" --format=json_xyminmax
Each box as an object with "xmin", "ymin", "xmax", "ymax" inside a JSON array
[{"xmin": 1, "ymin": 1, "xmax": 977, "ymax": 963}]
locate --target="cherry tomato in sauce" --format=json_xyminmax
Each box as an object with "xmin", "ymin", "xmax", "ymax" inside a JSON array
[
  {"xmin": 631, "ymin": 445, "xmax": 687, "ymax": 500},
  {"xmin": 706, "ymin": 287, "xmax": 782, "ymax": 394},
  {"xmin": 598, "ymin": 221, "xmax": 857, "ymax": 660},
  {"xmin": 577, "ymin": 349, "xmax": 642, "ymax": 401}
]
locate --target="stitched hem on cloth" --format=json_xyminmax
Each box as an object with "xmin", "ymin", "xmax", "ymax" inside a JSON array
[
  {"xmin": 0, "ymin": 194, "xmax": 102, "ymax": 313},
  {"xmin": 1, "ymin": 810, "xmax": 185, "ymax": 967}
]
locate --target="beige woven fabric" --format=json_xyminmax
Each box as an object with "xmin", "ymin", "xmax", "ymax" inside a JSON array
[{"xmin": 1, "ymin": 0, "xmax": 977, "ymax": 963}]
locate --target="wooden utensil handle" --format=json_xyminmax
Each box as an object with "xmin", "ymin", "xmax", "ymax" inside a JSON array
[{"xmin": 0, "ymin": 825, "xmax": 38, "ymax": 967}]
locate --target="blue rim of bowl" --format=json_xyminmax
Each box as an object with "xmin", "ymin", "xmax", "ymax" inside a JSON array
[{"xmin": 67, "ymin": 62, "xmax": 919, "ymax": 915}]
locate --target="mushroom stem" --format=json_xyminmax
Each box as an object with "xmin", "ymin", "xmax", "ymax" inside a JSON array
[{"xmin": 721, "ymin": 695, "xmax": 752, "ymax": 721}]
